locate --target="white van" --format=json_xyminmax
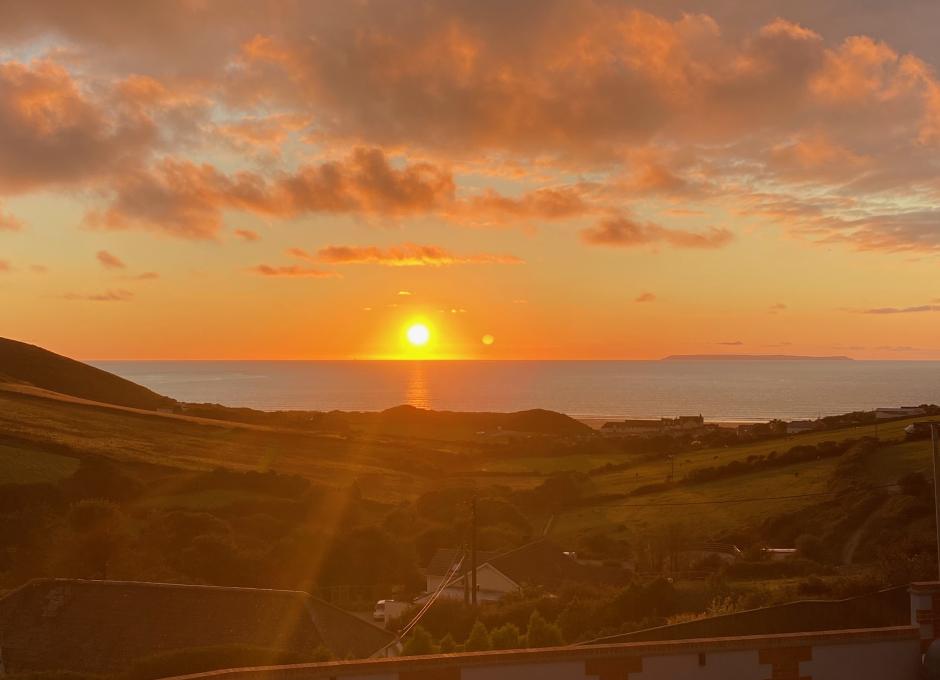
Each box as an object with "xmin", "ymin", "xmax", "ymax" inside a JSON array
[{"xmin": 373, "ymin": 599, "xmax": 389, "ymax": 621}]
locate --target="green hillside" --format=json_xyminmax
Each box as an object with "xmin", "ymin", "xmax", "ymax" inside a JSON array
[{"xmin": 0, "ymin": 337, "xmax": 174, "ymax": 410}]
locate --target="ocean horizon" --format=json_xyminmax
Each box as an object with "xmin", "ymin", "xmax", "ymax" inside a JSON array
[{"xmin": 92, "ymin": 359, "xmax": 940, "ymax": 422}]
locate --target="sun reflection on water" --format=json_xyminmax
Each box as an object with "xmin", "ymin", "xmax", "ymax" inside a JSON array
[{"xmin": 405, "ymin": 362, "xmax": 431, "ymax": 409}]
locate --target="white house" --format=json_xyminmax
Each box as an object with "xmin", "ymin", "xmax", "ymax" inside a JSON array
[
  {"xmin": 418, "ymin": 540, "xmax": 630, "ymax": 605},
  {"xmin": 876, "ymin": 406, "xmax": 926, "ymax": 420}
]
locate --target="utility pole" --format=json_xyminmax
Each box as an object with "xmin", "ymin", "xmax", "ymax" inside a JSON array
[
  {"xmin": 470, "ymin": 497, "xmax": 478, "ymax": 606},
  {"xmin": 932, "ymin": 424, "xmax": 940, "ymax": 580},
  {"xmin": 463, "ymin": 541, "xmax": 470, "ymax": 606}
]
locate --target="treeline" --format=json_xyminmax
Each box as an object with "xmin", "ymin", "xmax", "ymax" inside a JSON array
[
  {"xmin": 684, "ymin": 439, "xmax": 861, "ymax": 485},
  {"xmin": 395, "ymin": 577, "xmax": 681, "ymax": 652}
]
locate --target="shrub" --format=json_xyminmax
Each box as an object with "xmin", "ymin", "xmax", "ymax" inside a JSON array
[
  {"xmin": 795, "ymin": 534, "xmax": 825, "ymax": 562},
  {"xmin": 899, "ymin": 472, "xmax": 929, "ymax": 497},
  {"xmin": 438, "ymin": 633, "xmax": 457, "ymax": 653},
  {"xmin": 525, "ymin": 610, "xmax": 563, "ymax": 648},
  {"xmin": 402, "ymin": 626, "xmax": 436, "ymax": 656},
  {"xmin": 464, "ymin": 620, "xmax": 492, "ymax": 651},
  {"xmin": 490, "ymin": 623, "xmax": 522, "ymax": 650}
]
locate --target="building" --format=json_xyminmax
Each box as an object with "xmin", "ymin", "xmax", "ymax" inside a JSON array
[
  {"xmin": 876, "ymin": 406, "xmax": 926, "ymax": 420},
  {"xmin": 0, "ymin": 579, "xmax": 397, "ymax": 675},
  {"xmin": 662, "ymin": 415, "xmax": 706, "ymax": 431},
  {"xmin": 601, "ymin": 419, "xmax": 662, "ymax": 435},
  {"xmin": 420, "ymin": 539, "xmax": 630, "ymax": 603},
  {"xmin": 786, "ymin": 420, "xmax": 817, "ymax": 435},
  {"xmin": 602, "ymin": 415, "xmax": 705, "ymax": 436},
  {"xmin": 906, "ymin": 422, "xmax": 936, "ymax": 440},
  {"xmin": 141, "ymin": 583, "xmax": 940, "ymax": 680}
]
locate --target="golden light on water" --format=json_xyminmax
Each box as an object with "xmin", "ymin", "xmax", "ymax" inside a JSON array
[{"xmin": 406, "ymin": 323, "xmax": 431, "ymax": 346}]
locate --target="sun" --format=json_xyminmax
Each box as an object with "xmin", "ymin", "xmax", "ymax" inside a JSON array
[{"xmin": 406, "ymin": 323, "xmax": 431, "ymax": 347}]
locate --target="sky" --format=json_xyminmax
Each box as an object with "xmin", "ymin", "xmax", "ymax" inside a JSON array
[{"xmin": 2, "ymin": 0, "xmax": 940, "ymax": 360}]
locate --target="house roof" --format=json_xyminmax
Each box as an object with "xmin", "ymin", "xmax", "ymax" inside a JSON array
[
  {"xmin": 0, "ymin": 579, "xmax": 395, "ymax": 674},
  {"xmin": 425, "ymin": 548, "xmax": 499, "ymax": 578},
  {"xmin": 425, "ymin": 541, "xmax": 630, "ymax": 592},
  {"xmin": 486, "ymin": 539, "xmax": 626, "ymax": 589}
]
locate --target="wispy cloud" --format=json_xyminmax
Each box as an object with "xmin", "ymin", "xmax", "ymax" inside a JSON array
[
  {"xmin": 233, "ymin": 228, "xmax": 259, "ymax": 241},
  {"xmin": 581, "ymin": 216, "xmax": 733, "ymax": 250},
  {"xmin": 635, "ymin": 292, "xmax": 656, "ymax": 303},
  {"xmin": 62, "ymin": 289, "xmax": 133, "ymax": 302},
  {"xmin": 314, "ymin": 243, "xmax": 524, "ymax": 267},
  {"xmin": 862, "ymin": 304, "xmax": 940, "ymax": 314},
  {"xmin": 96, "ymin": 250, "xmax": 126, "ymax": 270},
  {"xmin": 250, "ymin": 264, "xmax": 339, "ymax": 278},
  {"xmin": 0, "ymin": 206, "xmax": 24, "ymax": 231}
]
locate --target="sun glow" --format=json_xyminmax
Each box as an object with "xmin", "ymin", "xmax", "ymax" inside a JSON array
[{"xmin": 406, "ymin": 323, "xmax": 431, "ymax": 346}]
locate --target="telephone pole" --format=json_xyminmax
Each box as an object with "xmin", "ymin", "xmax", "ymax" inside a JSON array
[
  {"xmin": 470, "ymin": 497, "xmax": 478, "ymax": 606},
  {"xmin": 463, "ymin": 541, "xmax": 470, "ymax": 606}
]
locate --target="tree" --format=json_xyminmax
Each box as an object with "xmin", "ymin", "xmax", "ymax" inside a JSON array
[
  {"xmin": 464, "ymin": 620, "xmax": 491, "ymax": 652},
  {"xmin": 66, "ymin": 499, "xmax": 126, "ymax": 579},
  {"xmin": 438, "ymin": 633, "xmax": 457, "ymax": 654},
  {"xmin": 402, "ymin": 626, "xmax": 435, "ymax": 656},
  {"xmin": 899, "ymin": 472, "xmax": 929, "ymax": 497},
  {"xmin": 490, "ymin": 623, "xmax": 521, "ymax": 650},
  {"xmin": 795, "ymin": 534, "xmax": 825, "ymax": 562},
  {"xmin": 525, "ymin": 610, "xmax": 563, "ymax": 648},
  {"xmin": 557, "ymin": 601, "xmax": 594, "ymax": 643}
]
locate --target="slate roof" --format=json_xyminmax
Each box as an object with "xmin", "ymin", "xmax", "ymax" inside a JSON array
[
  {"xmin": 0, "ymin": 579, "xmax": 395, "ymax": 674},
  {"xmin": 487, "ymin": 539, "xmax": 628, "ymax": 589},
  {"xmin": 425, "ymin": 540, "xmax": 629, "ymax": 590},
  {"xmin": 425, "ymin": 548, "xmax": 498, "ymax": 577}
]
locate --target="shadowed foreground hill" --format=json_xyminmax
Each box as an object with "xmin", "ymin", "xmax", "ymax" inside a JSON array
[{"xmin": 0, "ymin": 337, "xmax": 174, "ymax": 410}]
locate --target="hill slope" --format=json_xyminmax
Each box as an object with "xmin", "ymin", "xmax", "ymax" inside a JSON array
[{"xmin": 0, "ymin": 337, "xmax": 174, "ymax": 410}]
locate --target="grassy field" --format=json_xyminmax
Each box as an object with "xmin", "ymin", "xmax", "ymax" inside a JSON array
[
  {"xmin": 1, "ymin": 381, "xmax": 936, "ymax": 543},
  {"xmin": 0, "ymin": 442, "xmax": 80, "ymax": 485},
  {"xmin": 0, "ymin": 388, "xmax": 444, "ymax": 500},
  {"xmin": 552, "ymin": 456, "xmax": 845, "ymax": 541}
]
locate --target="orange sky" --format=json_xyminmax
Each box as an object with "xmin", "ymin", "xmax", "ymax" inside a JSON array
[{"xmin": 2, "ymin": 1, "xmax": 940, "ymax": 360}]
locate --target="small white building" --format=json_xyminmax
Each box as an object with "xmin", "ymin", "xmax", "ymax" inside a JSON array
[
  {"xmin": 418, "ymin": 540, "xmax": 630, "ymax": 605},
  {"xmin": 876, "ymin": 406, "xmax": 926, "ymax": 420},
  {"xmin": 786, "ymin": 420, "xmax": 817, "ymax": 435}
]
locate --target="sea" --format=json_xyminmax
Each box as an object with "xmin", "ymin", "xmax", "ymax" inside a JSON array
[{"xmin": 90, "ymin": 360, "xmax": 940, "ymax": 423}]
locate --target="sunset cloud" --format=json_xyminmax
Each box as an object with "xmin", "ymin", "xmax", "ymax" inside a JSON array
[
  {"xmin": 250, "ymin": 264, "xmax": 338, "ymax": 279},
  {"xmin": 96, "ymin": 250, "xmax": 126, "ymax": 270},
  {"xmin": 233, "ymin": 228, "xmax": 260, "ymax": 242},
  {"xmin": 315, "ymin": 244, "xmax": 525, "ymax": 267},
  {"xmin": 635, "ymin": 292, "xmax": 657, "ymax": 303},
  {"xmin": 87, "ymin": 149, "xmax": 455, "ymax": 239},
  {"xmin": 0, "ymin": 59, "xmax": 157, "ymax": 195},
  {"xmin": 62, "ymin": 289, "xmax": 134, "ymax": 302},
  {"xmin": 0, "ymin": 205, "xmax": 23, "ymax": 231},
  {"xmin": 581, "ymin": 216, "xmax": 734, "ymax": 249},
  {"xmin": 862, "ymin": 304, "xmax": 940, "ymax": 314}
]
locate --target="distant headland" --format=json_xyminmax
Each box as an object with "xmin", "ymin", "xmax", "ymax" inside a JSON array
[{"xmin": 661, "ymin": 354, "xmax": 854, "ymax": 361}]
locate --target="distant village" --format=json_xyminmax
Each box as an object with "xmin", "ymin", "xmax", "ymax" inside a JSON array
[{"xmin": 600, "ymin": 405, "xmax": 932, "ymax": 441}]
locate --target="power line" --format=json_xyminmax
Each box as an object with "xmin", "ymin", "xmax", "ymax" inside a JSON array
[{"xmin": 398, "ymin": 550, "xmax": 465, "ymax": 640}]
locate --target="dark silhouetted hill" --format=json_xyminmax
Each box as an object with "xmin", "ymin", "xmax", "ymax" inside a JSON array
[
  {"xmin": 366, "ymin": 404, "xmax": 591, "ymax": 436},
  {"xmin": 0, "ymin": 337, "xmax": 174, "ymax": 410}
]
